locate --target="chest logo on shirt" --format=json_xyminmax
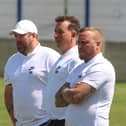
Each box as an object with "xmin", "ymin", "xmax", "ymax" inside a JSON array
[
  {"xmin": 28, "ymin": 66, "xmax": 35, "ymax": 74},
  {"xmin": 55, "ymin": 66, "xmax": 61, "ymax": 73},
  {"xmin": 78, "ymin": 74, "xmax": 82, "ymax": 78}
]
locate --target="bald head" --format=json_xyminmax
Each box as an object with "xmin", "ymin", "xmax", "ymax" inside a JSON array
[
  {"xmin": 78, "ymin": 27, "xmax": 104, "ymax": 62},
  {"xmin": 79, "ymin": 27, "xmax": 104, "ymax": 45}
]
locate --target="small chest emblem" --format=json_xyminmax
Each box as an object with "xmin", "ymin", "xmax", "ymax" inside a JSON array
[
  {"xmin": 28, "ymin": 66, "xmax": 35, "ymax": 74},
  {"xmin": 55, "ymin": 66, "xmax": 61, "ymax": 73},
  {"xmin": 78, "ymin": 74, "xmax": 82, "ymax": 78}
]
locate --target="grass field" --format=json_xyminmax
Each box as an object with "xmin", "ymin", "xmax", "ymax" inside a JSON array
[{"xmin": 0, "ymin": 77, "xmax": 125, "ymax": 126}]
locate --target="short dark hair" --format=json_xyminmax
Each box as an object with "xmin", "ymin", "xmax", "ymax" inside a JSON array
[{"xmin": 55, "ymin": 16, "xmax": 80, "ymax": 33}]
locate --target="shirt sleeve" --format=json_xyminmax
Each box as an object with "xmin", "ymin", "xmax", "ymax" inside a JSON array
[
  {"xmin": 4, "ymin": 63, "xmax": 12, "ymax": 85},
  {"xmin": 79, "ymin": 64, "xmax": 111, "ymax": 90}
]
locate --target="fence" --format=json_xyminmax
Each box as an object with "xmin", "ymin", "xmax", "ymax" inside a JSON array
[
  {"xmin": 0, "ymin": 0, "xmax": 126, "ymax": 82},
  {"xmin": 0, "ymin": 39, "xmax": 126, "ymax": 82},
  {"xmin": 0, "ymin": 0, "xmax": 126, "ymax": 41}
]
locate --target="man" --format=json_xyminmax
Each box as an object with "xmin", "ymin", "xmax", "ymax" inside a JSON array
[
  {"xmin": 4, "ymin": 19, "xmax": 60, "ymax": 126},
  {"xmin": 56, "ymin": 27, "xmax": 116, "ymax": 126},
  {"xmin": 45, "ymin": 16, "xmax": 83, "ymax": 126}
]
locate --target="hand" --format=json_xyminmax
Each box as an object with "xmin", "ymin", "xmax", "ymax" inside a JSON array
[
  {"xmin": 55, "ymin": 90, "xmax": 69, "ymax": 107},
  {"xmin": 62, "ymin": 88, "xmax": 73, "ymax": 103},
  {"xmin": 55, "ymin": 82, "xmax": 70, "ymax": 107}
]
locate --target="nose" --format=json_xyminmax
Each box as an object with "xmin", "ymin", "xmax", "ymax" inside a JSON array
[
  {"xmin": 15, "ymin": 36, "xmax": 20, "ymax": 40},
  {"xmin": 16, "ymin": 37, "xmax": 23, "ymax": 43}
]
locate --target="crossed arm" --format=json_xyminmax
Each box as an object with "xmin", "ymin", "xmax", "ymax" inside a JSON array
[
  {"xmin": 55, "ymin": 82, "xmax": 96, "ymax": 107},
  {"xmin": 4, "ymin": 84, "xmax": 17, "ymax": 126}
]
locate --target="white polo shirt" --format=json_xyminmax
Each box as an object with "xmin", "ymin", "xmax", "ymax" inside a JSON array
[
  {"xmin": 45, "ymin": 46, "xmax": 83, "ymax": 120},
  {"xmin": 4, "ymin": 43, "xmax": 60, "ymax": 126},
  {"xmin": 65, "ymin": 53, "xmax": 115, "ymax": 126}
]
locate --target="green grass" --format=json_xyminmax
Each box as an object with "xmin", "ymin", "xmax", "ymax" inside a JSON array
[
  {"xmin": 110, "ymin": 83, "xmax": 126, "ymax": 126},
  {"xmin": 0, "ymin": 77, "xmax": 125, "ymax": 126},
  {"xmin": 0, "ymin": 78, "xmax": 12, "ymax": 126}
]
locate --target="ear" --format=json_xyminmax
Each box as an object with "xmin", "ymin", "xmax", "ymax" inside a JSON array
[
  {"xmin": 71, "ymin": 31, "xmax": 77, "ymax": 37},
  {"xmin": 96, "ymin": 41, "xmax": 101, "ymax": 46},
  {"xmin": 32, "ymin": 33, "xmax": 38, "ymax": 38}
]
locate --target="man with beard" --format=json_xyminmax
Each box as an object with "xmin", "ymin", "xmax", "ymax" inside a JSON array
[{"xmin": 4, "ymin": 19, "xmax": 60, "ymax": 126}]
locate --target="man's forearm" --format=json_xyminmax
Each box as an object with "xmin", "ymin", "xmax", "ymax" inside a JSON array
[
  {"xmin": 62, "ymin": 82, "xmax": 95, "ymax": 104},
  {"xmin": 6, "ymin": 105, "xmax": 17, "ymax": 126},
  {"xmin": 4, "ymin": 84, "xmax": 16, "ymax": 126},
  {"xmin": 55, "ymin": 82, "xmax": 70, "ymax": 107}
]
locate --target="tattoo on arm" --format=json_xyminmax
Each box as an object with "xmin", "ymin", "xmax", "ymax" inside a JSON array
[{"xmin": 55, "ymin": 82, "xmax": 70, "ymax": 107}]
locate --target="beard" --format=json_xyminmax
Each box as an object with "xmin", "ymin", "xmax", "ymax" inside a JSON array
[{"xmin": 17, "ymin": 44, "xmax": 27, "ymax": 55}]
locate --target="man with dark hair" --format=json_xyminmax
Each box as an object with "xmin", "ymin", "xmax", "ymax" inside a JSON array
[
  {"xmin": 55, "ymin": 16, "xmax": 80, "ymax": 33},
  {"xmin": 45, "ymin": 16, "xmax": 82, "ymax": 126}
]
